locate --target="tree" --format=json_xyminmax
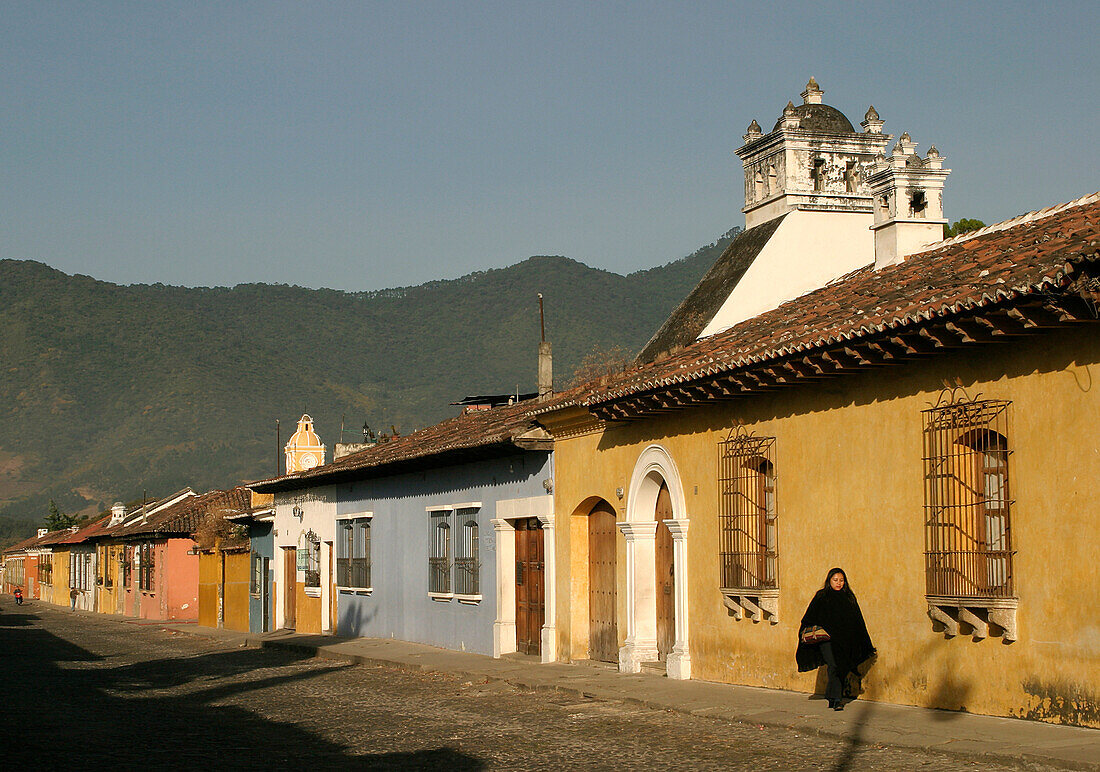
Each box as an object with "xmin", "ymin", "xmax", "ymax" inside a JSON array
[
  {"xmin": 45, "ymin": 499, "xmax": 79, "ymax": 531},
  {"xmin": 944, "ymin": 218, "xmax": 986, "ymax": 238}
]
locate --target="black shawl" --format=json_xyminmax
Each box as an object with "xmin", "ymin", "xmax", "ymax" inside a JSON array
[{"xmin": 795, "ymin": 587, "xmax": 875, "ymax": 674}]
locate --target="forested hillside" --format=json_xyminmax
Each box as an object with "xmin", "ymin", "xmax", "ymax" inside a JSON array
[{"xmin": 0, "ymin": 229, "xmax": 738, "ymax": 543}]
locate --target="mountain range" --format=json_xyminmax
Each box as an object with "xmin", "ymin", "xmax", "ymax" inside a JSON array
[{"xmin": 0, "ymin": 228, "xmax": 738, "ymax": 544}]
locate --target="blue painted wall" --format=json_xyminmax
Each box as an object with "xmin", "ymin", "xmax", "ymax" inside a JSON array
[
  {"xmin": 249, "ymin": 521, "xmax": 274, "ymax": 634},
  {"xmin": 334, "ymin": 450, "xmax": 551, "ymax": 656}
]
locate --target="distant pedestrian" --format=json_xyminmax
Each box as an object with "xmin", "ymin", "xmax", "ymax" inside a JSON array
[
  {"xmin": 70, "ymin": 587, "xmax": 78, "ymax": 611},
  {"xmin": 14, "ymin": 587, "xmax": 23, "ymax": 606},
  {"xmin": 796, "ymin": 567, "xmax": 875, "ymax": 711}
]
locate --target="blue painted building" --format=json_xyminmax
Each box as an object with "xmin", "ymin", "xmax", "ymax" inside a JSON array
[
  {"xmin": 248, "ymin": 518, "xmax": 274, "ymax": 634},
  {"xmin": 252, "ymin": 400, "xmax": 557, "ymax": 660}
]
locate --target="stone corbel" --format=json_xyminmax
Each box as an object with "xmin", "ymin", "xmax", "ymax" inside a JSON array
[
  {"xmin": 987, "ymin": 607, "xmax": 1018, "ymax": 642},
  {"xmin": 722, "ymin": 590, "xmax": 779, "ymax": 624},
  {"xmin": 926, "ymin": 597, "xmax": 1017, "ymax": 642},
  {"xmin": 956, "ymin": 606, "xmax": 989, "ymax": 639},
  {"xmin": 926, "ymin": 604, "xmax": 959, "ymax": 636}
]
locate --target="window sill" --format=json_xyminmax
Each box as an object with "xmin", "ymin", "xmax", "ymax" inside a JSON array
[
  {"xmin": 455, "ymin": 593, "xmax": 482, "ymax": 605},
  {"xmin": 926, "ymin": 596, "xmax": 1017, "ymax": 641},
  {"xmin": 428, "ymin": 592, "xmax": 453, "ymax": 602},
  {"xmin": 721, "ymin": 589, "xmax": 779, "ymax": 623},
  {"xmin": 337, "ymin": 586, "xmax": 373, "ymax": 595}
]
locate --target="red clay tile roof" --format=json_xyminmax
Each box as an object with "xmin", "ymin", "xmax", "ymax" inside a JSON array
[
  {"xmin": 58, "ymin": 516, "xmax": 113, "ymax": 545},
  {"xmin": 581, "ymin": 193, "xmax": 1100, "ymax": 408},
  {"xmin": 3, "ymin": 533, "xmax": 47, "ymax": 555},
  {"xmin": 108, "ymin": 487, "xmax": 253, "ymax": 539},
  {"xmin": 251, "ymin": 398, "xmax": 548, "ymax": 491}
]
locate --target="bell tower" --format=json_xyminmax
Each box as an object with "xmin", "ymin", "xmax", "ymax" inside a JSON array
[
  {"xmin": 737, "ymin": 78, "xmax": 893, "ymax": 229},
  {"xmin": 285, "ymin": 414, "xmax": 326, "ymax": 473},
  {"xmin": 866, "ymin": 133, "xmax": 951, "ymax": 268}
]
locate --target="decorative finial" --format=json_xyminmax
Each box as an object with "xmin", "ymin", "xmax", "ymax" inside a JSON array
[
  {"xmin": 801, "ymin": 77, "xmax": 824, "ymax": 105},
  {"xmin": 864, "ymin": 105, "xmax": 880, "ymax": 122},
  {"xmin": 784, "ymin": 100, "xmax": 797, "ymax": 115},
  {"xmin": 926, "ymin": 145, "xmax": 939, "ymax": 158},
  {"xmin": 743, "ymin": 119, "xmax": 762, "ymax": 142},
  {"xmin": 899, "ymin": 131, "xmax": 912, "ymax": 143}
]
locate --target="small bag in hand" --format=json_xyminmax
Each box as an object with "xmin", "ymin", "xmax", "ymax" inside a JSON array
[{"xmin": 800, "ymin": 625, "xmax": 831, "ymax": 644}]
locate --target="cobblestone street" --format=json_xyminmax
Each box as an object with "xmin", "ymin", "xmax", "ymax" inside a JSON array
[{"xmin": 2, "ymin": 603, "xmax": 1070, "ymax": 770}]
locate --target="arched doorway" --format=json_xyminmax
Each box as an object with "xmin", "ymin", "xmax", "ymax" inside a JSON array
[
  {"xmin": 621, "ymin": 445, "xmax": 692, "ymax": 679},
  {"xmin": 588, "ymin": 500, "xmax": 618, "ymax": 663}
]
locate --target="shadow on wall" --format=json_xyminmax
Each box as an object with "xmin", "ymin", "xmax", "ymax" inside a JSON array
[
  {"xmin": 337, "ymin": 597, "xmax": 380, "ymax": 639},
  {"xmin": 2, "ymin": 606, "xmax": 486, "ymax": 768}
]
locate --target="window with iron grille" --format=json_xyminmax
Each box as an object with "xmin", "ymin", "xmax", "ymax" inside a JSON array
[
  {"xmin": 428, "ymin": 509, "xmax": 452, "ymax": 595},
  {"xmin": 454, "ymin": 508, "xmax": 480, "ymax": 597},
  {"xmin": 122, "ymin": 546, "xmax": 132, "ymax": 587},
  {"xmin": 250, "ymin": 552, "xmax": 263, "ymax": 595},
  {"xmin": 103, "ymin": 547, "xmax": 114, "ymax": 589},
  {"xmin": 40, "ymin": 554, "xmax": 53, "ymax": 586},
  {"xmin": 139, "ymin": 543, "xmax": 155, "ymax": 592},
  {"xmin": 922, "ymin": 396, "xmax": 1015, "ymax": 600},
  {"xmin": 336, "ymin": 517, "xmax": 372, "ymax": 589},
  {"xmin": 304, "ymin": 534, "xmax": 321, "ymax": 588},
  {"xmin": 718, "ymin": 429, "xmax": 778, "ymax": 594}
]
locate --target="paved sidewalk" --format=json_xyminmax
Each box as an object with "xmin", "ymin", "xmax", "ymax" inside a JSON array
[{"xmin": 164, "ymin": 623, "xmax": 1098, "ymax": 770}]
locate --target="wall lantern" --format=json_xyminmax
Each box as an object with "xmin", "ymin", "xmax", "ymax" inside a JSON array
[{"xmin": 292, "ymin": 505, "xmax": 304, "ymax": 521}]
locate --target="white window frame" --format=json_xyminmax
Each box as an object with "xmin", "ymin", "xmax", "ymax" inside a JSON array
[
  {"xmin": 426, "ymin": 502, "xmax": 482, "ymax": 601},
  {"xmin": 335, "ymin": 513, "xmax": 373, "ymax": 593}
]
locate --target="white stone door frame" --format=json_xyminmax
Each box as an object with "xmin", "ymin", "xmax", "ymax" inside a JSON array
[
  {"xmin": 493, "ymin": 495, "xmax": 555, "ymax": 662},
  {"xmin": 618, "ymin": 444, "xmax": 692, "ymax": 679}
]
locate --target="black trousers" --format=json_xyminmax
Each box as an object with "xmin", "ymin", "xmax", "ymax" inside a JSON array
[{"xmin": 819, "ymin": 641, "xmax": 846, "ymax": 702}]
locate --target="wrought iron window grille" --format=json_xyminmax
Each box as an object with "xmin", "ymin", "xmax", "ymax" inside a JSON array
[
  {"xmin": 922, "ymin": 388, "xmax": 1017, "ymax": 641},
  {"xmin": 718, "ymin": 426, "xmax": 780, "ymax": 623}
]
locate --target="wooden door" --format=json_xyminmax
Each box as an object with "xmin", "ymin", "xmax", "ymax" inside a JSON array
[
  {"xmin": 283, "ymin": 548, "xmax": 296, "ymax": 630},
  {"xmin": 588, "ymin": 502, "xmax": 618, "ymax": 662},
  {"xmin": 515, "ymin": 518, "xmax": 545, "ymax": 656},
  {"xmin": 655, "ymin": 482, "xmax": 675, "ymax": 662}
]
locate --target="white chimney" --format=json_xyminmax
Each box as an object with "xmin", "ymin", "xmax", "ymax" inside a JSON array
[{"xmin": 37, "ymin": 528, "xmax": 48, "ymax": 538}]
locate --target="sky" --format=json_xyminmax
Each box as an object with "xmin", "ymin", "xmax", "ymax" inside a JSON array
[{"xmin": 2, "ymin": 1, "xmax": 1097, "ymax": 292}]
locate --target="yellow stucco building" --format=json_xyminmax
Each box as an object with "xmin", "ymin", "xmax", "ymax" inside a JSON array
[{"xmin": 536, "ymin": 82, "xmax": 1099, "ymax": 727}]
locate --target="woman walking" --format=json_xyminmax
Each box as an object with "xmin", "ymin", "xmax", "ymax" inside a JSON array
[{"xmin": 797, "ymin": 567, "xmax": 875, "ymax": 711}]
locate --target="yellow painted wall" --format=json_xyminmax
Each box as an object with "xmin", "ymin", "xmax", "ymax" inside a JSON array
[
  {"xmin": 550, "ymin": 326, "xmax": 1100, "ymax": 726},
  {"xmin": 50, "ymin": 549, "xmax": 70, "ymax": 607},
  {"xmin": 223, "ymin": 551, "xmax": 251, "ymax": 633},
  {"xmin": 295, "ymin": 583, "xmax": 323, "ymax": 635},
  {"xmin": 97, "ymin": 544, "xmax": 121, "ymax": 614},
  {"xmin": 198, "ymin": 552, "xmax": 220, "ymax": 629}
]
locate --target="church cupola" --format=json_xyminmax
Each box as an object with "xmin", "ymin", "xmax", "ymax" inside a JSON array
[
  {"xmin": 736, "ymin": 78, "xmax": 894, "ymax": 229},
  {"xmin": 866, "ymin": 133, "xmax": 951, "ymax": 268},
  {"xmin": 285, "ymin": 414, "xmax": 326, "ymax": 473}
]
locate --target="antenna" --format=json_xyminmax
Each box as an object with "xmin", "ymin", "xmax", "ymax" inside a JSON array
[
  {"xmin": 275, "ymin": 419, "xmax": 281, "ymax": 477},
  {"xmin": 340, "ymin": 414, "xmax": 345, "ymax": 444}
]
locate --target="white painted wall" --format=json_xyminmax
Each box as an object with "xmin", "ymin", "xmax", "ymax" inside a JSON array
[{"xmin": 699, "ymin": 210, "xmax": 874, "ymax": 338}]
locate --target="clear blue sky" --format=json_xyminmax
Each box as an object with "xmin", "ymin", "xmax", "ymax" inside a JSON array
[{"xmin": 3, "ymin": 1, "xmax": 1097, "ymax": 292}]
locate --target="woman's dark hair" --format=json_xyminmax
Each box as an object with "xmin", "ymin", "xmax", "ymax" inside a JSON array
[{"xmin": 823, "ymin": 567, "xmax": 856, "ymax": 599}]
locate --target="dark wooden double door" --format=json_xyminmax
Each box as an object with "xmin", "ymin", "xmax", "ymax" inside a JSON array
[{"xmin": 515, "ymin": 518, "xmax": 544, "ymax": 656}]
